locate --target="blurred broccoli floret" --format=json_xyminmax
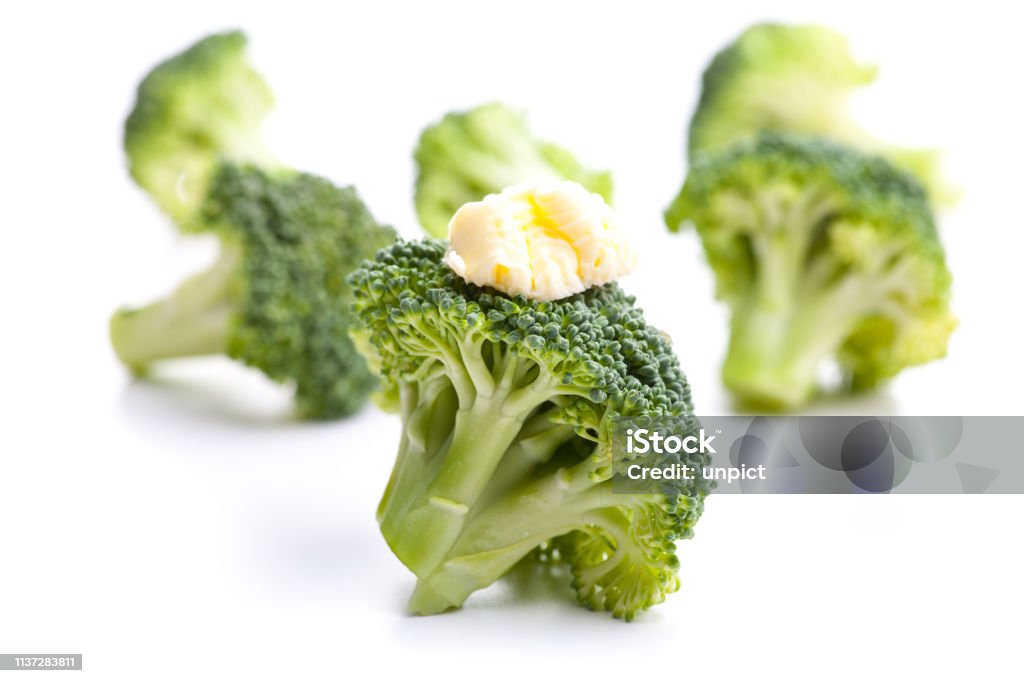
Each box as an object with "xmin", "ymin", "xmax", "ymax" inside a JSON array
[
  {"xmin": 688, "ymin": 23, "xmax": 956, "ymax": 206},
  {"xmin": 112, "ymin": 32, "xmax": 395, "ymax": 419},
  {"xmin": 666, "ymin": 133, "xmax": 956, "ymax": 408},
  {"xmin": 414, "ymin": 103, "xmax": 613, "ymax": 237},
  {"xmin": 349, "ymin": 239, "xmax": 708, "ymax": 619},
  {"xmin": 124, "ymin": 31, "xmax": 278, "ymax": 227},
  {"xmin": 112, "ymin": 165, "xmax": 394, "ymax": 418}
]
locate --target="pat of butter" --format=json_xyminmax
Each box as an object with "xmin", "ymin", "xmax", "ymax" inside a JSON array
[{"xmin": 444, "ymin": 181, "xmax": 636, "ymax": 301}]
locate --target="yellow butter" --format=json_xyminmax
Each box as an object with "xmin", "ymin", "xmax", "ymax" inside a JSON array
[{"xmin": 444, "ymin": 181, "xmax": 636, "ymax": 301}]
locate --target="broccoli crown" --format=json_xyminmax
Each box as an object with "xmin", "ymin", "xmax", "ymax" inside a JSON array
[
  {"xmin": 124, "ymin": 31, "xmax": 277, "ymax": 227},
  {"xmin": 205, "ymin": 164, "xmax": 396, "ymax": 418},
  {"xmin": 688, "ymin": 23, "xmax": 954, "ymax": 205},
  {"xmin": 414, "ymin": 103, "xmax": 613, "ymax": 238},
  {"xmin": 690, "ymin": 23, "xmax": 874, "ymax": 159},
  {"xmin": 667, "ymin": 133, "xmax": 955, "ymax": 406},
  {"xmin": 349, "ymin": 239, "xmax": 707, "ymax": 620},
  {"xmin": 110, "ymin": 163, "xmax": 396, "ymax": 420}
]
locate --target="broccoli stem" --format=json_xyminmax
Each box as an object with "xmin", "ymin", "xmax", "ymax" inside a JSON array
[
  {"xmin": 724, "ymin": 302, "xmax": 831, "ymax": 407},
  {"xmin": 379, "ymin": 345, "xmax": 602, "ymax": 613},
  {"xmin": 408, "ymin": 459, "xmax": 605, "ymax": 614},
  {"xmin": 721, "ymin": 185, "xmax": 898, "ymax": 406},
  {"xmin": 376, "ymin": 379, "xmax": 453, "ymax": 524},
  {"xmin": 375, "ymin": 308, "xmax": 617, "ymax": 614},
  {"xmin": 723, "ymin": 275, "xmax": 879, "ymax": 407},
  {"xmin": 379, "ymin": 395, "xmax": 531, "ymax": 580},
  {"xmin": 109, "ymin": 246, "xmax": 240, "ymax": 373}
]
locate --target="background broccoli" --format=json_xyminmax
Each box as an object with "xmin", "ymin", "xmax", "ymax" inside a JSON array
[
  {"xmin": 687, "ymin": 23, "xmax": 957, "ymax": 206},
  {"xmin": 111, "ymin": 32, "xmax": 395, "ymax": 419},
  {"xmin": 414, "ymin": 103, "xmax": 613, "ymax": 238},
  {"xmin": 665, "ymin": 133, "xmax": 956, "ymax": 408},
  {"xmin": 124, "ymin": 31, "xmax": 279, "ymax": 229},
  {"xmin": 349, "ymin": 239, "xmax": 709, "ymax": 620}
]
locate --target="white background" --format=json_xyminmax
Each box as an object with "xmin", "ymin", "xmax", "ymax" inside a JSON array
[{"xmin": 2, "ymin": 1, "xmax": 1022, "ymax": 680}]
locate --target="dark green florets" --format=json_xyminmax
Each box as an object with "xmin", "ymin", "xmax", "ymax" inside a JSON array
[
  {"xmin": 350, "ymin": 238, "xmax": 691, "ymax": 420},
  {"xmin": 203, "ymin": 164, "xmax": 396, "ymax": 418},
  {"xmin": 110, "ymin": 162, "xmax": 396, "ymax": 420},
  {"xmin": 350, "ymin": 239, "xmax": 707, "ymax": 620}
]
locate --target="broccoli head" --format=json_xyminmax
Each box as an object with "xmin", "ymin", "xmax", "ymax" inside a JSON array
[
  {"xmin": 688, "ymin": 23, "xmax": 955, "ymax": 206},
  {"xmin": 414, "ymin": 103, "xmax": 613, "ymax": 237},
  {"xmin": 111, "ymin": 164, "xmax": 395, "ymax": 419},
  {"xmin": 666, "ymin": 133, "xmax": 955, "ymax": 408},
  {"xmin": 349, "ymin": 239, "xmax": 708, "ymax": 620},
  {"xmin": 124, "ymin": 31, "xmax": 278, "ymax": 227}
]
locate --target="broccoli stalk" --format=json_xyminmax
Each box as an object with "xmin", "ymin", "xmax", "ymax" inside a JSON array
[
  {"xmin": 110, "ymin": 244, "xmax": 241, "ymax": 373},
  {"xmin": 414, "ymin": 103, "xmax": 613, "ymax": 237},
  {"xmin": 351, "ymin": 239, "xmax": 707, "ymax": 619},
  {"xmin": 667, "ymin": 133, "xmax": 955, "ymax": 408},
  {"xmin": 379, "ymin": 355, "xmax": 586, "ymax": 613},
  {"xmin": 723, "ymin": 248, "xmax": 914, "ymax": 406}
]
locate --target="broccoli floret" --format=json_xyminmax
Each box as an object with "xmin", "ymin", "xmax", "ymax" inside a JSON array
[
  {"xmin": 687, "ymin": 23, "xmax": 956, "ymax": 206},
  {"xmin": 111, "ymin": 164, "xmax": 395, "ymax": 419},
  {"xmin": 414, "ymin": 103, "xmax": 613, "ymax": 237},
  {"xmin": 124, "ymin": 31, "xmax": 278, "ymax": 227},
  {"xmin": 349, "ymin": 239, "xmax": 708, "ymax": 620},
  {"xmin": 666, "ymin": 133, "xmax": 956, "ymax": 407},
  {"xmin": 113, "ymin": 32, "xmax": 395, "ymax": 419}
]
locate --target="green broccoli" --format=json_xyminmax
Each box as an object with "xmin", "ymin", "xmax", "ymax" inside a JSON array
[
  {"xmin": 666, "ymin": 133, "xmax": 955, "ymax": 408},
  {"xmin": 112, "ymin": 164, "xmax": 394, "ymax": 418},
  {"xmin": 111, "ymin": 32, "xmax": 395, "ymax": 419},
  {"xmin": 349, "ymin": 239, "xmax": 708, "ymax": 620},
  {"xmin": 688, "ymin": 23, "xmax": 956, "ymax": 206},
  {"xmin": 414, "ymin": 103, "xmax": 613, "ymax": 238},
  {"xmin": 124, "ymin": 31, "xmax": 278, "ymax": 228}
]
